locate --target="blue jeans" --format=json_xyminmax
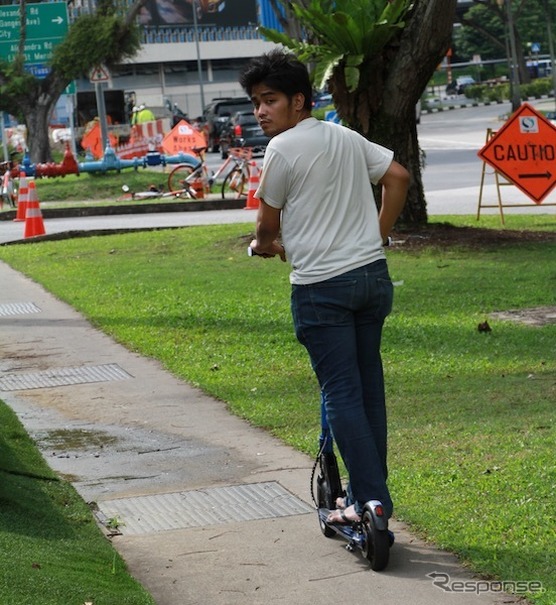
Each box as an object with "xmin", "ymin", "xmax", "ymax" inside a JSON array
[{"xmin": 291, "ymin": 259, "xmax": 394, "ymax": 518}]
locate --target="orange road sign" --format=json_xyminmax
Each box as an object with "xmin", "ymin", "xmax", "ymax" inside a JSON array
[
  {"xmin": 478, "ymin": 103, "xmax": 556, "ymax": 203},
  {"xmin": 162, "ymin": 120, "xmax": 207, "ymax": 155},
  {"xmin": 80, "ymin": 122, "xmax": 118, "ymax": 159}
]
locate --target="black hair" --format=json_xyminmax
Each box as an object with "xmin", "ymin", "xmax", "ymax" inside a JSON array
[{"xmin": 239, "ymin": 49, "xmax": 313, "ymax": 111}]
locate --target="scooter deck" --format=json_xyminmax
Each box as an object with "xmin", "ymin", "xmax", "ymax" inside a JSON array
[{"xmin": 318, "ymin": 507, "xmax": 395, "ymax": 546}]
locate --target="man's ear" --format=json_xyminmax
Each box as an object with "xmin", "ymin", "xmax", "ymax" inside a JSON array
[{"xmin": 293, "ymin": 92, "xmax": 306, "ymax": 111}]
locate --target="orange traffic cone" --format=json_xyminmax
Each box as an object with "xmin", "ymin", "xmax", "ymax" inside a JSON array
[
  {"xmin": 244, "ymin": 161, "xmax": 260, "ymax": 210},
  {"xmin": 24, "ymin": 181, "xmax": 46, "ymax": 238},
  {"xmin": 13, "ymin": 172, "xmax": 29, "ymax": 222},
  {"xmin": 191, "ymin": 178, "xmax": 205, "ymax": 199}
]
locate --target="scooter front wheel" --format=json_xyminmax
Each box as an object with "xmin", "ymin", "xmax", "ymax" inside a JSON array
[{"xmin": 361, "ymin": 508, "xmax": 390, "ymax": 571}]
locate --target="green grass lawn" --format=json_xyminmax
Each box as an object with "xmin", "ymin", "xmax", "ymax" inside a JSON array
[
  {"xmin": 0, "ymin": 403, "xmax": 156, "ymax": 605},
  {"xmin": 0, "ymin": 217, "xmax": 554, "ymax": 604}
]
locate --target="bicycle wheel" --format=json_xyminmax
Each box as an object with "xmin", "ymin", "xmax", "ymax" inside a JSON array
[
  {"xmin": 167, "ymin": 163, "xmax": 197, "ymax": 198},
  {"xmin": 221, "ymin": 165, "xmax": 249, "ymax": 199}
]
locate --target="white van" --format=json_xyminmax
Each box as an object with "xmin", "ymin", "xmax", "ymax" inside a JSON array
[
  {"xmin": 537, "ymin": 59, "xmax": 553, "ymax": 77},
  {"xmin": 527, "ymin": 59, "xmax": 553, "ymax": 78}
]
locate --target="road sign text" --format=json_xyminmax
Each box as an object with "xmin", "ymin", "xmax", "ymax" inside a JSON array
[{"xmin": 492, "ymin": 143, "xmax": 555, "ymax": 162}]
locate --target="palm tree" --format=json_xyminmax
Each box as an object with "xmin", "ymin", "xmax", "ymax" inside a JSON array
[{"xmin": 261, "ymin": 0, "xmax": 457, "ymax": 225}]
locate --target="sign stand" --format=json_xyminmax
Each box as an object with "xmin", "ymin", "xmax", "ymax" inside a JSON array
[
  {"xmin": 89, "ymin": 65, "xmax": 112, "ymax": 153},
  {"xmin": 477, "ymin": 129, "xmax": 523, "ymax": 224}
]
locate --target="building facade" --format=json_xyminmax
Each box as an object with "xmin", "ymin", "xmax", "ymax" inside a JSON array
[{"xmin": 72, "ymin": 0, "xmax": 280, "ymax": 124}]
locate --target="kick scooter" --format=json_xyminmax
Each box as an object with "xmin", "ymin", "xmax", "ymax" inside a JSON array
[{"xmin": 312, "ymin": 395, "xmax": 393, "ymax": 571}]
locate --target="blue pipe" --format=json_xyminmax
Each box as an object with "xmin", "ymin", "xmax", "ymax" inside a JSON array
[
  {"xmin": 78, "ymin": 146, "xmax": 200, "ymax": 173},
  {"xmin": 19, "ymin": 146, "xmax": 201, "ymax": 177}
]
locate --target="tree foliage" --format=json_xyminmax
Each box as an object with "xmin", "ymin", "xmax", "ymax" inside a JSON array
[
  {"xmin": 0, "ymin": 0, "xmax": 145, "ymax": 163},
  {"xmin": 260, "ymin": 0, "xmax": 411, "ymax": 95},
  {"xmin": 52, "ymin": 13, "xmax": 140, "ymax": 78},
  {"xmin": 455, "ymin": 0, "xmax": 556, "ymax": 82}
]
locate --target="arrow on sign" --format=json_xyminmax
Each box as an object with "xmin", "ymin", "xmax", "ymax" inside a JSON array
[
  {"xmin": 52, "ymin": 16, "xmax": 64, "ymax": 24},
  {"xmin": 517, "ymin": 171, "xmax": 552, "ymax": 179}
]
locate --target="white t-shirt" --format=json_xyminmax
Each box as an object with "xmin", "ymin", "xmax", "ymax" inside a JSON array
[{"xmin": 256, "ymin": 117, "xmax": 394, "ymax": 285}]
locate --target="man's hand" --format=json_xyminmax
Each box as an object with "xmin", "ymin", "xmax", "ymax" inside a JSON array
[
  {"xmin": 251, "ymin": 199, "xmax": 286, "ymax": 261},
  {"xmin": 249, "ymin": 239, "xmax": 286, "ymax": 261}
]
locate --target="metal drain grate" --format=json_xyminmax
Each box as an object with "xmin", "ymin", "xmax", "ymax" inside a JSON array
[
  {"xmin": 0, "ymin": 302, "xmax": 41, "ymax": 316},
  {"xmin": 98, "ymin": 482, "xmax": 313, "ymax": 535},
  {"xmin": 0, "ymin": 363, "xmax": 132, "ymax": 391}
]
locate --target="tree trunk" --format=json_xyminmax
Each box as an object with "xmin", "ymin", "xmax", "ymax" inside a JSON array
[
  {"xmin": 25, "ymin": 103, "xmax": 54, "ymax": 164},
  {"xmin": 514, "ymin": 28, "xmax": 531, "ymax": 86},
  {"xmin": 373, "ymin": 113, "xmax": 427, "ymax": 224},
  {"xmin": 331, "ymin": 0, "xmax": 458, "ymax": 226},
  {"xmin": 22, "ymin": 76, "xmax": 69, "ymax": 164},
  {"xmin": 379, "ymin": 0, "xmax": 457, "ymax": 225}
]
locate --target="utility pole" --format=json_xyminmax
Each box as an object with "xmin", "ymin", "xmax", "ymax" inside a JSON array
[
  {"xmin": 498, "ymin": 0, "xmax": 521, "ymax": 112},
  {"xmin": 192, "ymin": 1, "xmax": 206, "ymax": 113},
  {"xmin": 505, "ymin": 0, "xmax": 521, "ymax": 112}
]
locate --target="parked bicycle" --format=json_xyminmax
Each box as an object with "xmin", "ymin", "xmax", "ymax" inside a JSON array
[{"xmin": 167, "ymin": 146, "xmax": 252, "ymax": 200}]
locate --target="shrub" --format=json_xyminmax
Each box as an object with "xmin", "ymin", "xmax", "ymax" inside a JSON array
[{"xmin": 520, "ymin": 77, "xmax": 553, "ymax": 99}]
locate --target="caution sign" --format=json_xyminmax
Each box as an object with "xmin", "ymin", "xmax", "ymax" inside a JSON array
[
  {"xmin": 478, "ymin": 103, "xmax": 556, "ymax": 203},
  {"xmin": 89, "ymin": 64, "xmax": 111, "ymax": 83},
  {"xmin": 162, "ymin": 120, "xmax": 207, "ymax": 155}
]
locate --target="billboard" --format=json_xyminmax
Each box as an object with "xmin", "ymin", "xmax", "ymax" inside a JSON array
[
  {"xmin": 139, "ymin": 0, "xmax": 258, "ymax": 27},
  {"xmin": 257, "ymin": 0, "xmax": 284, "ymax": 31}
]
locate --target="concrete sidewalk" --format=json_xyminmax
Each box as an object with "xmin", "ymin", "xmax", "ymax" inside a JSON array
[{"xmin": 0, "ymin": 253, "xmax": 522, "ymax": 604}]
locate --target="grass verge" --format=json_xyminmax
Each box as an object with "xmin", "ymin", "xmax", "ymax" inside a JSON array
[
  {"xmin": 0, "ymin": 170, "xmax": 175, "ymax": 205},
  {"xmin": 0, "ymin": 216, "xmax": 554, "ymax": 604},
  {"xmin": 0, "ymin": 402, "xmax": 156, "ymax": 605}
]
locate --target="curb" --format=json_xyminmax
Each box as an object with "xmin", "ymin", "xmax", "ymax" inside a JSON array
[
  {"xmin": 0, "ymin": 196, "xmax": 246, "ymax": 222},
  {"xmin": 422, "ymin": 93, "xmax": 555, "ymax": 116}
]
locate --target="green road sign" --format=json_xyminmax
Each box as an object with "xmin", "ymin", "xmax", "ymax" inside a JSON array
[{"xmin": 0, "ymin": 2, "xmax": 69, "ymax": 65}]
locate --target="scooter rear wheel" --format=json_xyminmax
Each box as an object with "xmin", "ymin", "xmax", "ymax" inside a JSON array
[{"xmin": 361, "ymin": 509, "xmax": 390, "ymax": 571}]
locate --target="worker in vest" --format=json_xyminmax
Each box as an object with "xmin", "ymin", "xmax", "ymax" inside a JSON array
[{"xmin": 135, "ymin": 104, "xmax": 156, "ymax": 123}]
